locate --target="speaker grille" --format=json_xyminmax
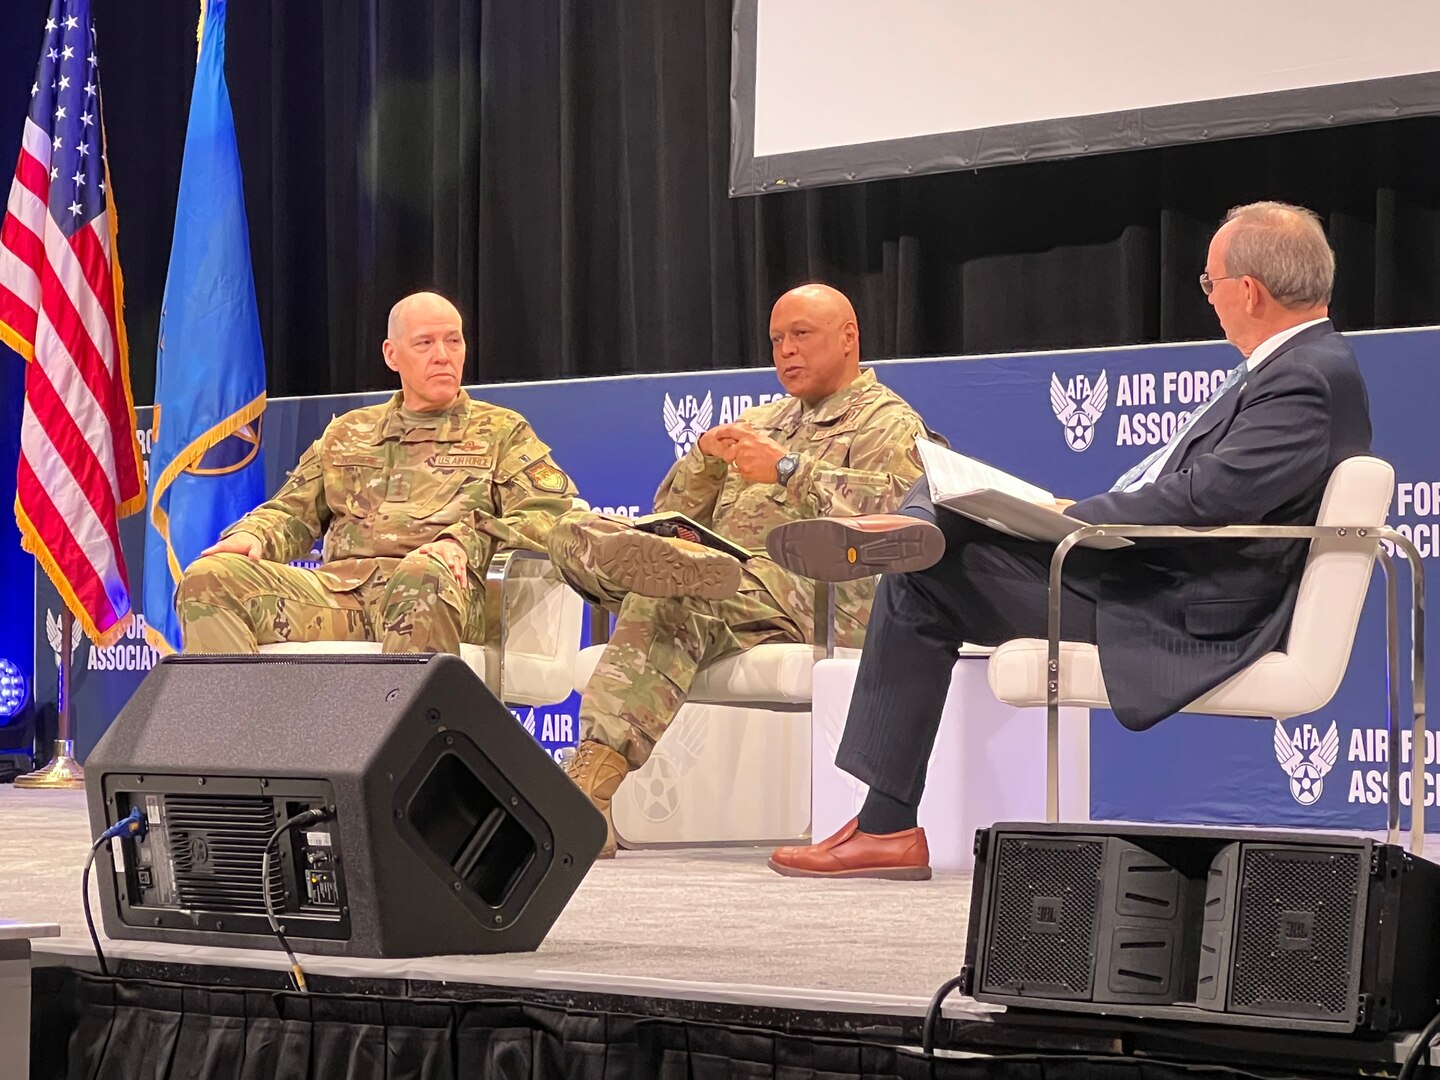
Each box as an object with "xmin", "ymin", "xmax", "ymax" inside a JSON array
[
  {"xmin": 1230, "ymin": 846, "xmax": 1363, "ymax": 1019},
  {"xmin": 982, "ymin": 837, "xmax": 1105, "ymax": 998},
  {"xmin": 165, "ymin": 795, "xmax": 282, "ymax": 916}
]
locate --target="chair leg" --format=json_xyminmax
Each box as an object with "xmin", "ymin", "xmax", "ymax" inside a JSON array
[
  {"xmin": 1046, "ymin": 702, "xmax": 1059, "ymax": 823},
  {"xmin": 1381, "ymin": 551, "xmax": 1402, "ymax": 848},
  {"xmin": 1381, "ymin": 529, "xmax": 1429, "ymax": 856}
]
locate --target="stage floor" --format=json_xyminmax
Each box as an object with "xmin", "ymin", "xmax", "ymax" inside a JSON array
[
  {"xmin": 12, "ymin": 785, "xmax": 1440, "ymax": 1077},
  {"xmin": 0, "ymin": 786, "xmax": 978, "ymax": 1018}
]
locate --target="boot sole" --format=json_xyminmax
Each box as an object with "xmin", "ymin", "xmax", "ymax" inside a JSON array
[
  {"xmin": 597, "ymin": 531, "xmax": 741, "ymax": 600},
  {"xmin": 765, "ymin": 519, "xmax": 943, "ymax": 581},
  {"xmin": 767, "ymin": 858, "xmax": 932, "ymax": 881}
]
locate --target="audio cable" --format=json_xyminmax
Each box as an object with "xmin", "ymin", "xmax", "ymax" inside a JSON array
[
  {"xmin": 82, "ymin": 807, "xmax": 148, "ymax": 977},
  {"xmin": 263, "ymin": 807, "xmax": 332, "ymax": 993}
]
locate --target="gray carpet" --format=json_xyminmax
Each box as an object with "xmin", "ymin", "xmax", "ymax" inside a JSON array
[{"xmin": 0, "ymin": 786, "xmax": 977, "ymax": 1015}]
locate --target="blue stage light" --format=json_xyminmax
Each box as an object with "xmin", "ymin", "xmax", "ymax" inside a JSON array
[{"xmin": 0, "ymin": 660, "xmax": 27, "ymax": 720}]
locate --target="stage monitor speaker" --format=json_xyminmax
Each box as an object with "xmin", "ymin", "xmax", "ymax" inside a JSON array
[
  {"xmin": 84, "ymin": 653, "xmax": 606, "ymax": 958},
  {"xmin": 962, "ymin": 822, "xmax": 1440, "ymax": 1034}
]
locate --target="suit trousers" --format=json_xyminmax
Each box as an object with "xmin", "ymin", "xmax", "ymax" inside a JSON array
[{"xmin": 834, "ymin": 483, "xmax": 1103, "ymax": 806}]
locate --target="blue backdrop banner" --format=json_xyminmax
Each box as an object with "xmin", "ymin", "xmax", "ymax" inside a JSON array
[{"xmin": 31, "ymin": 327, "xmax": 1438, "ymax": 830}]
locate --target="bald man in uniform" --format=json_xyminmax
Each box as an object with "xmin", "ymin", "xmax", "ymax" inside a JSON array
[
  {"xmin": 548, "ymin": 283, "xmax": 932, "ymax": 855},
  {"xmin": 176, "ymin": 291, "xmax": 578, "ymax": 654}
]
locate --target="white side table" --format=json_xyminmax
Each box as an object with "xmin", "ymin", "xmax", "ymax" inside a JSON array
[
  {"xmin": 1, "ymin": 920, "xmax": 61, "ymax": 1076},
  {"xmin": 811, "ymin": 654, "xmax": 1090, "ymax": 871}
]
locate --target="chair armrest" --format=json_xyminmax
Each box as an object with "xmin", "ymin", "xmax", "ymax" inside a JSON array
[
  {"xmin": 485, "ymin": 548, "xmax": 552, "ymax": 704},
  {"xmin": 1045, "ymin": 522, "xmax": 1418, "ymax": 697}
]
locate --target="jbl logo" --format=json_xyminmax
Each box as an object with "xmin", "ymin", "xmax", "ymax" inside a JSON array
[
  {"xmin": 1030, "ymin": 895, "xmax": 1063, "ymax": 934},
  {"xmin": 1278, "ymin": 910, "xmax": 1314, "ymax": 951}
]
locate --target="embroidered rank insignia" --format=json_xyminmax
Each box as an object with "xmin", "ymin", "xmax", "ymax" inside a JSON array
[
  {"xmin": 523, "ymin": 460, "xmax": 569, "ymax": 493},
  {"xmin": 385, "ymin": 473, "xmax": 412, "ymax": 501}
]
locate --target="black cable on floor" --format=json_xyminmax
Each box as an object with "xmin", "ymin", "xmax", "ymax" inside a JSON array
[
  {"xmin": 263, "ymin": 807, "xmax": 331, "ymax": 994},
  {"xmin": 1399, "ymin": 1008, "xmax": 1440, "ymax": 1080},
  {"xmin": 920, "ymin": 972, "xmax": 967, "ymax": 1056}
]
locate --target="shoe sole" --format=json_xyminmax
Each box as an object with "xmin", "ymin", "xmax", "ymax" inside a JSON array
[
  {"xmin": 766, "ymin": 858, "xmax": 932, "ymax": 881},
  {"xmin": 596, "ymin": 531, "xmax": 741, "ymax": 600},
  {"xmin": 765, "ymin": 519, "xmax": 943, "ymax": 581}
]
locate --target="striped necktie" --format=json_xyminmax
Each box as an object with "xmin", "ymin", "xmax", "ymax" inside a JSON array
[{"xmin": 1109, "ymin": 361, "xmax": 1247, "ymax": 493}]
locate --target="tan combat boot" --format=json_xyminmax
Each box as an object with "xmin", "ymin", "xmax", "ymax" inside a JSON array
[
  {"xmin": 591, "ymin": 530, "xmax": 741, "ymax": 600},
  {"xmin": 563, "ymin": 740, "xmax": 630, "ymax": 858}
]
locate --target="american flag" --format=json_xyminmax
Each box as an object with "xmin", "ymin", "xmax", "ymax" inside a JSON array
[{"xmin": 0, "ymin": 0, "xmax": 145, "ymax": 647}]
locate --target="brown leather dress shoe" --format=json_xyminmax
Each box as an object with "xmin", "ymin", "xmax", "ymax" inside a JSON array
[
  {"xmin": 765, "ymin": 514, "xmax": 944, "ymax": 582},
  {"xmin": 768, "ymin": 818, "xmax": 931, "ymax": 880}
]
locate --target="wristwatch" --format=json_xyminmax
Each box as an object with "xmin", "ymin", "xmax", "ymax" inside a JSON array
[{"xmin": 775, "ymin": 453, "xmax": 800, "ymax": 486}]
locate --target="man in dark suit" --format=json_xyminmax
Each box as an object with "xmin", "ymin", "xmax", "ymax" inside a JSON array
[{"xmin": 763, "ymin": 201, "xmax": 1373, "ymax": 879}]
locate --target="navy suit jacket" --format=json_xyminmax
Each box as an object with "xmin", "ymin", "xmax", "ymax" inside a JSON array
[{"xmin": 1067, "ymin": 321, "xmax": 1372, "ymax": 730}]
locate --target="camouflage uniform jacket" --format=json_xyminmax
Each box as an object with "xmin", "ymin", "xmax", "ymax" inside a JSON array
[
  {"xmin": 223, "ymin": 391, "xmax": 578, "ymax": 592},
  {"xmin": 652, "ymin": 368, "xmax": 927, "ymax": 646}
]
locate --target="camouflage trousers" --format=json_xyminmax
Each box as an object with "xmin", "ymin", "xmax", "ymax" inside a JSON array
[
  {"xmin": 548, "ymin": 513, "xmax": 803, "ymax": 770},
  {"xmin": 176, "ymin": 550, "xmax": 481, "ymax": 654}
]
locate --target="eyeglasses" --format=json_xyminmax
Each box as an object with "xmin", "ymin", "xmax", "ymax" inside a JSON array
[{"xmin": 1198, "ymin": 272, "xmax": 1239, "ymax": 296}]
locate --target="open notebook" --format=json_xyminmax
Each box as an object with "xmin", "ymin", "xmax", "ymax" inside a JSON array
[
  {"xmin": 631, "ymin": 512, "xmax": 756, "ymax": 561},
  {"xmin": 915, "ymin": 439, "xmax": 1131, "ymax": 549}
]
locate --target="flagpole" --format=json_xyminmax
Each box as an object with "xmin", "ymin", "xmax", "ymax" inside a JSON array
[{"xmin": 14, "ymin": 608, "xmax": 85, "ymax": 790}]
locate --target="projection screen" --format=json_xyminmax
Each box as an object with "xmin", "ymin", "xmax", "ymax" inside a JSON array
[{"xmin": 730, "ymin": 0, "xmax": 1440, "ymax": 196}]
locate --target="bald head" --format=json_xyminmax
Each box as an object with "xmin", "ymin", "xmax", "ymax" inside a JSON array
[
  {"xmin": 387, "ymin": 291, "xmax": 461, "ymax": 341},
  {"xmin": 382, "ymin": 291, "xmax": 467, "ymax": 412},
  {"xmin": 777, "ymin": 283, "xmax": 857, "ymax": 326},
  {"xmin": 768, "ymin": 283, "xmax": 862, "ymax": 405}
]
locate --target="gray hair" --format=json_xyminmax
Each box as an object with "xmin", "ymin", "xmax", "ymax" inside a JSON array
[{"xmin": 1220, "ymin": 202, "xmax": 1334, "ymax": 308}]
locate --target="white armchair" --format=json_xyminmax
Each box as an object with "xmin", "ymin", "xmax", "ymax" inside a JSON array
[
  {"xmin": 258, "ymin": 548, "xmax": 585, "ymax": 707},
  {"xmin": 574, "ymin": 588, "xmax": 843, "ymax": 848},
  {"xmin": 985, "ymin": 455, "xmax": 1429, "ymax": 852}
]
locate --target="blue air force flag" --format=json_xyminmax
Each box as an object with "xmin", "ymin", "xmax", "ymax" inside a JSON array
[{"xmin": 142, "ymin": 0, "xmax": 266, "ymax": 653}]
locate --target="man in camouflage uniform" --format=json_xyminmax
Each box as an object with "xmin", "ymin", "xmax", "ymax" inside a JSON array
[
  {"xmin": 548, "ymin": 283, "xmax": 930, "ymax": 854},
  {"xmin": 177, "ymin": 291, "xmax": 577, "ymax": 654}
]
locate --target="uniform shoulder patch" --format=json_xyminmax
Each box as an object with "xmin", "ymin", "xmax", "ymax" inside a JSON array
[{"xmin": 523, "ymin": 460, "xmax": 569, "ymax": 493}]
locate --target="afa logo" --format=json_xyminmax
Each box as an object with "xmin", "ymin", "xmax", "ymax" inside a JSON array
[
  {"xmin": 662, "ymin": 392, "xmax": 713, "ymax": 460},
  {"xmin": 45, "ymin": 609, "xmax": 85, "ymax": 669},
  {"xmin": 1273, "ymin": 719, "xmax": 1339, "ymax": 806},
  {"xmin": 622, "ymin": 711, "xmax": 708, "ymax": 824},
  {"xmin": 1049, "ymin": 370, "xmax": 1109, "ymax": 452}
]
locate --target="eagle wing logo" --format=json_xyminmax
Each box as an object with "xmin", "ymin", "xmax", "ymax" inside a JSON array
[
  {"xmin": 1050, "ymin": 370, "xmax": 1108, "ymax": 452},
  {"xmin": 1274, "ymin": 720, "xmax": 1339, "ymax": 806},
  {"xmin": 46, "ymin": 609, "xmax": 85, "ymax": 668},
  {"xmin": 663, "ymin": 392, "xmax": 713, "ymax": 460}
]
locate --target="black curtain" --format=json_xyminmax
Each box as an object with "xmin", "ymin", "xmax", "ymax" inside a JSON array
[
  {"xmin": 33, "ymin": 969, "xmax": 1341, "ymax": 1080},
  {"xmin": 6, "ymin": 0, "xmax": 1438, "ymax": 404}
]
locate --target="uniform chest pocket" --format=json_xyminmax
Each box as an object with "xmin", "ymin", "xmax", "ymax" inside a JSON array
[
  {"xmin": 412, "ymin": 470, "xmax": 492, "ymax": 523},
  {"xmin": 808, "ymin": 427, "xmax": 855, "ymax": 466},
  {"xmin": 328, "ymin": 453, "xmax": 386, "ymax": 516}
]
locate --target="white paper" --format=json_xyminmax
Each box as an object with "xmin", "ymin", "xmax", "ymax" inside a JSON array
[
  {"xmin": 915, "ymin": 438, "xmax": 1053, "ymax": 503},
  {"xmin": 913, "ymin": 437, "xmax": 1131, "ymax": 549}
]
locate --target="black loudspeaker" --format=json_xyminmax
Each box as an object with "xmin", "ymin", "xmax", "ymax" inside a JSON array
[
  {"xmin": 85, "ymin": 654, "xmax": 606, "ymax": 957},
  {"xmin": 963, "ymin": 822, "xmax": 1440, "ymax": 1034}
]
